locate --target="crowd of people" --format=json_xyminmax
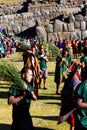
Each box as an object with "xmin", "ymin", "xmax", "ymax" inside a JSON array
[
  {"xmin": 0, "ymin": 28, "xmax": 39, "ymax": 59},
  {"xmin": 55, "ymin": 38, "xmax": 87, "ymax": 130},
  {"xmin": 1, "ymin": 25, "xmax": 87, "ymax": 130},
  {"xmin": 54, "ymin": 38, "xmax": 86, "ymax": 58},
  {"xmin": 54, "ymin": 37, "xmax": 87, "ymax": 94},
  {"xmin": 8, "ymin": 38, "xmax": 48, "ymax": 130}
]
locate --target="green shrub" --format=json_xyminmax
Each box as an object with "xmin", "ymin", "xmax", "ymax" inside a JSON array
[
  {"xmin": 42, "ymin": 40, "xmax": 60, "ymax": 57},
  {"xmin": 20, "ymin": 44, "xmax": 30, "ymax": 52},
  {"xmin": 48, "ymin": 44, "xmax": 60, "ymax": 57}
]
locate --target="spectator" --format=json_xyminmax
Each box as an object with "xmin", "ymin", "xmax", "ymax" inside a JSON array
[
  {"xmin": 7, "ymin": 40, "xmax": 11, "ymax": 57},
  {"xmin": 0, "ymin": 40, "xmax": 5, "ymax": 58}
]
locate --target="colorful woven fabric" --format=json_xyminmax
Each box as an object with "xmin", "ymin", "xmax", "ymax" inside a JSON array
[{"xmin": 57, "ymin": 108, "xmax": 76, "ymax": 124}]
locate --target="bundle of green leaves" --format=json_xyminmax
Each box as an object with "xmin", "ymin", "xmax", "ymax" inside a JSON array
[
  {"xmin": 0, "ymin": 61, "xmax": 25, "ymax": 90},
  {"xmin": 48, "ymin": 44, "xmax": 60, "ymax": 57}
]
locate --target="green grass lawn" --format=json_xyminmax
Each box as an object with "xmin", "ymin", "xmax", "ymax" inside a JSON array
[{"xmin": 0, "ymin": 52, "xmax": 70, "ymax": 130}]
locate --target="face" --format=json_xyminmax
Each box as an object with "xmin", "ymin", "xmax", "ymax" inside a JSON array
[
  {"xmin": 32, "ymin": 47, "xmax": 35, "ymax": 54},
  {"xmin": 64, "ymin": 51, "xmax": 68, "ymax": 57},
  {"xmin": 77, "ymin": 68, "xmax": 81, "ymax": 75},
  {"xmin": 25, "ymin": 69, "xmax": 33, "ymax": 83}
]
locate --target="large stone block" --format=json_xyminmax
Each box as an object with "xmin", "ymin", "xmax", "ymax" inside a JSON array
[
  {"xmin": 81, "ymin": 21, "xmax": 86, "ymax": 31},
  {"xmin": 21, "ymin": 26, "xmax": 28, "ymax": 32},
  {"xmin": 84, "ymin": 16, "xmax": 87, "ymax": 21},
  {"xmin": 82, "ymin": 30, "xmax": 87, "ymax": 39},
  {"xmin": 74, "ymin": 21, "xmax": 80, "ymax": 29},
  {"xmin": 69, "ymin": 14, "xmax": 75, "ymax": 23},
  {"xmin": 57, "ymin": 32, "xmax": 63, "ymax": 41},
  {"xmin": 68, "ymin": 23, "xmax": 74, "ymax": 32},
  {"xmin": 62, "ymin": 32, "xmax": 70, "ymax": 39},
  {"xmin": 27, "ymin": 19, "xmax": 35, "ymax": 27},
  {"xmin": 21, "ymin": 12, "xmax": 33, "ymax": 20},
  {"xmin": 47, "ymin": 33, "xmax": 58, "ymax": 43},
  {"xmin": 7, "ymin": 26, "xmax": 13, "ymax": 33},
  {"xmin": 45, "ymin": 24, "xmax": 53, "ymax": 33},
  {"xmin": 70, "ymin": 31, "xmax": 81, "ymax": 40},
  {"xmin": 36, "ymin": 26, "xmax": 47, "ymax": 42},
  {"xmin": 75, "ymin": 14, "xmax": 83, "ymax": 21},
  {"xmin": 54, "ymin": 20, "xmax": 63, "ymax": 32},
  {"xmin": 12, "ymin": 24, "xmax": 21, "ymax": 34},
  {"xmin": 63, "ymin": 23, "xmax": 68, "ymax": 32}
]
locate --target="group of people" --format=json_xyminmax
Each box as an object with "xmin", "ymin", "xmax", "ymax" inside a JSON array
[
  {"xmin": 56, "ymin": 41, "xmax": 87, "ymax": 130},
  {"xmin": 8, "ymin": 42, "xmax": 48, "ymax": 130},
  {"xmin": 23, "ymin": 43, "xmax": 48, "ymax": 91},
  {"xmin": 2, "ymin": 26, "xmax": 87, "ymax": 130},
  {"xmin": 54, "ymin": 38, "xmax": 87, "ymax": 59},
  {"xmin": 0, "ymin": 28, "xmax": 39, "ymax": 59},
  {"xmin": 0, "ymin": 29, "xmax": 17, "ymax": 58},
  {"xmin": 54, "ymin": 37, "xmax": 87, "ymax": 95}
]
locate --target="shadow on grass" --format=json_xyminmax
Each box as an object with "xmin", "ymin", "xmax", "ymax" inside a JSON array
[
  {"xmin": 0, "ymin": 124, "xmax": 11, "ymax": 130},
  {"xmin": 10, "ymin": 59, "xmax": 23, "ymax": 62},
  {"xmin": 48, "ymin": 72, "xmax": 55, "ymax": 76},
  {"xmin": 38, "ymin": 95, "xmax": 61, "ymax": 100},
  {"xmin": 0, "ymin": 123, "xmax": 54, "ymax": 130},
  {"xmin": 35, "ymin": 127, "xmax": 53, "ymax": 130},
  {"xmin": 0, "ymin": 86, "xmax": 10, "ymax": 89},
  {"xmin": 32, "ymin": 115, "xmax": 58, "ymax": 122},
  {"xmin": 0, "ymin": 91, "xmax": 8, "ymax": 98},
  {"xmin": 45, "ymin": 102, "xmax": 61, "ymax": 106}
]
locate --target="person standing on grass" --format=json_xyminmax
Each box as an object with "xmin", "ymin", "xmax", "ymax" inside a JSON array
[
  {"xmin": 60, "ymin": 64, "xmax": 82, "ymax": 130},
  {"xmin": 54, "ymin": 49, "xmax": 69, "ymax": 95},
  {"xmin": 23, "ymin": 45, "xmax": 40, "ymax": 98},
  {"xmin": 38, "ymin": 44, "xmax": 48, "ymax": 89},
  {"xmin": 74, "ymin": 66, "xmax": 87, "ymax": 130},
  {"xmin": 80, "ymin": 47, "xmax": 87, "ymax": 81},
  {"xmin": 8, "ymin": 67, "xmax": 37, "ymax": 130}
]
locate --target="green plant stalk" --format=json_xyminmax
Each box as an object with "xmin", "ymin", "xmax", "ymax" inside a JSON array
[{"xmin": 0, "ymin": 62, "xmax": 25, "ymax": 90}]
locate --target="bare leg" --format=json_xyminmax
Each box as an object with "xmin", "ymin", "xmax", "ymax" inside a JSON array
[
  {"xmin": 43, "ymin": 78, "xmax": 47, "ymax": 89},
  {"xmin": 70, "ymin": 126, "xmax": 74, "ymax": 130},
  {"xmin": 56, "ymin": 83, "xmax": 60, "ymax": 95},
  {"xmin": 39, "ymin": 78, "xmax": 42, "ymax": 89}
]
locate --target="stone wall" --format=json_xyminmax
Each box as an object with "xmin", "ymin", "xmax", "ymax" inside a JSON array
[
  {"xmin": 36, "ymin": 12, "xmax": 87, "ymax": 42},
  {"xmin": 0, "ymin": 0, "xmax": 26, "ymax": 15},
  {"xmin": 0, "ymin": 3, "xmax": 81, "ymax": 36},
  {"xmin": 0, "ymin": 1, "xmax": 86, "ymax": 41}
]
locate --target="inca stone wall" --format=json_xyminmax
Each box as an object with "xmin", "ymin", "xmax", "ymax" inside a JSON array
[
  {"xmin": 0, "ymin": 1, "xmax": 87, "ymax": 41},
  {"xmin": 36, "ymin": 13, "xmax": 87, "ymax": 42}
]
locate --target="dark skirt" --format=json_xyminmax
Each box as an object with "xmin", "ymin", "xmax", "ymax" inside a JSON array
[
  {"xmin": 11, "ymin": 101, "xmax": 34, "ymax": 130},
  {"xmin": 11, "ymin": 116, "xmax": 34, "ymax": 130}
]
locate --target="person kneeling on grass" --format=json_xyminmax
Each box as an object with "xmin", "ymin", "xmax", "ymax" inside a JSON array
[{"xmin": 8, "ymin": 67, "xmax": 37, "ymax": 130}]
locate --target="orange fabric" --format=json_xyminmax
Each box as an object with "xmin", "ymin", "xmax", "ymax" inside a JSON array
[
  {"xmin": 34, "ymin": 57, "xmax": 40, "ymax": 97},
  {"xmin": 67, "ymin": 39, "xmax": 71, "ymax": 44}
]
